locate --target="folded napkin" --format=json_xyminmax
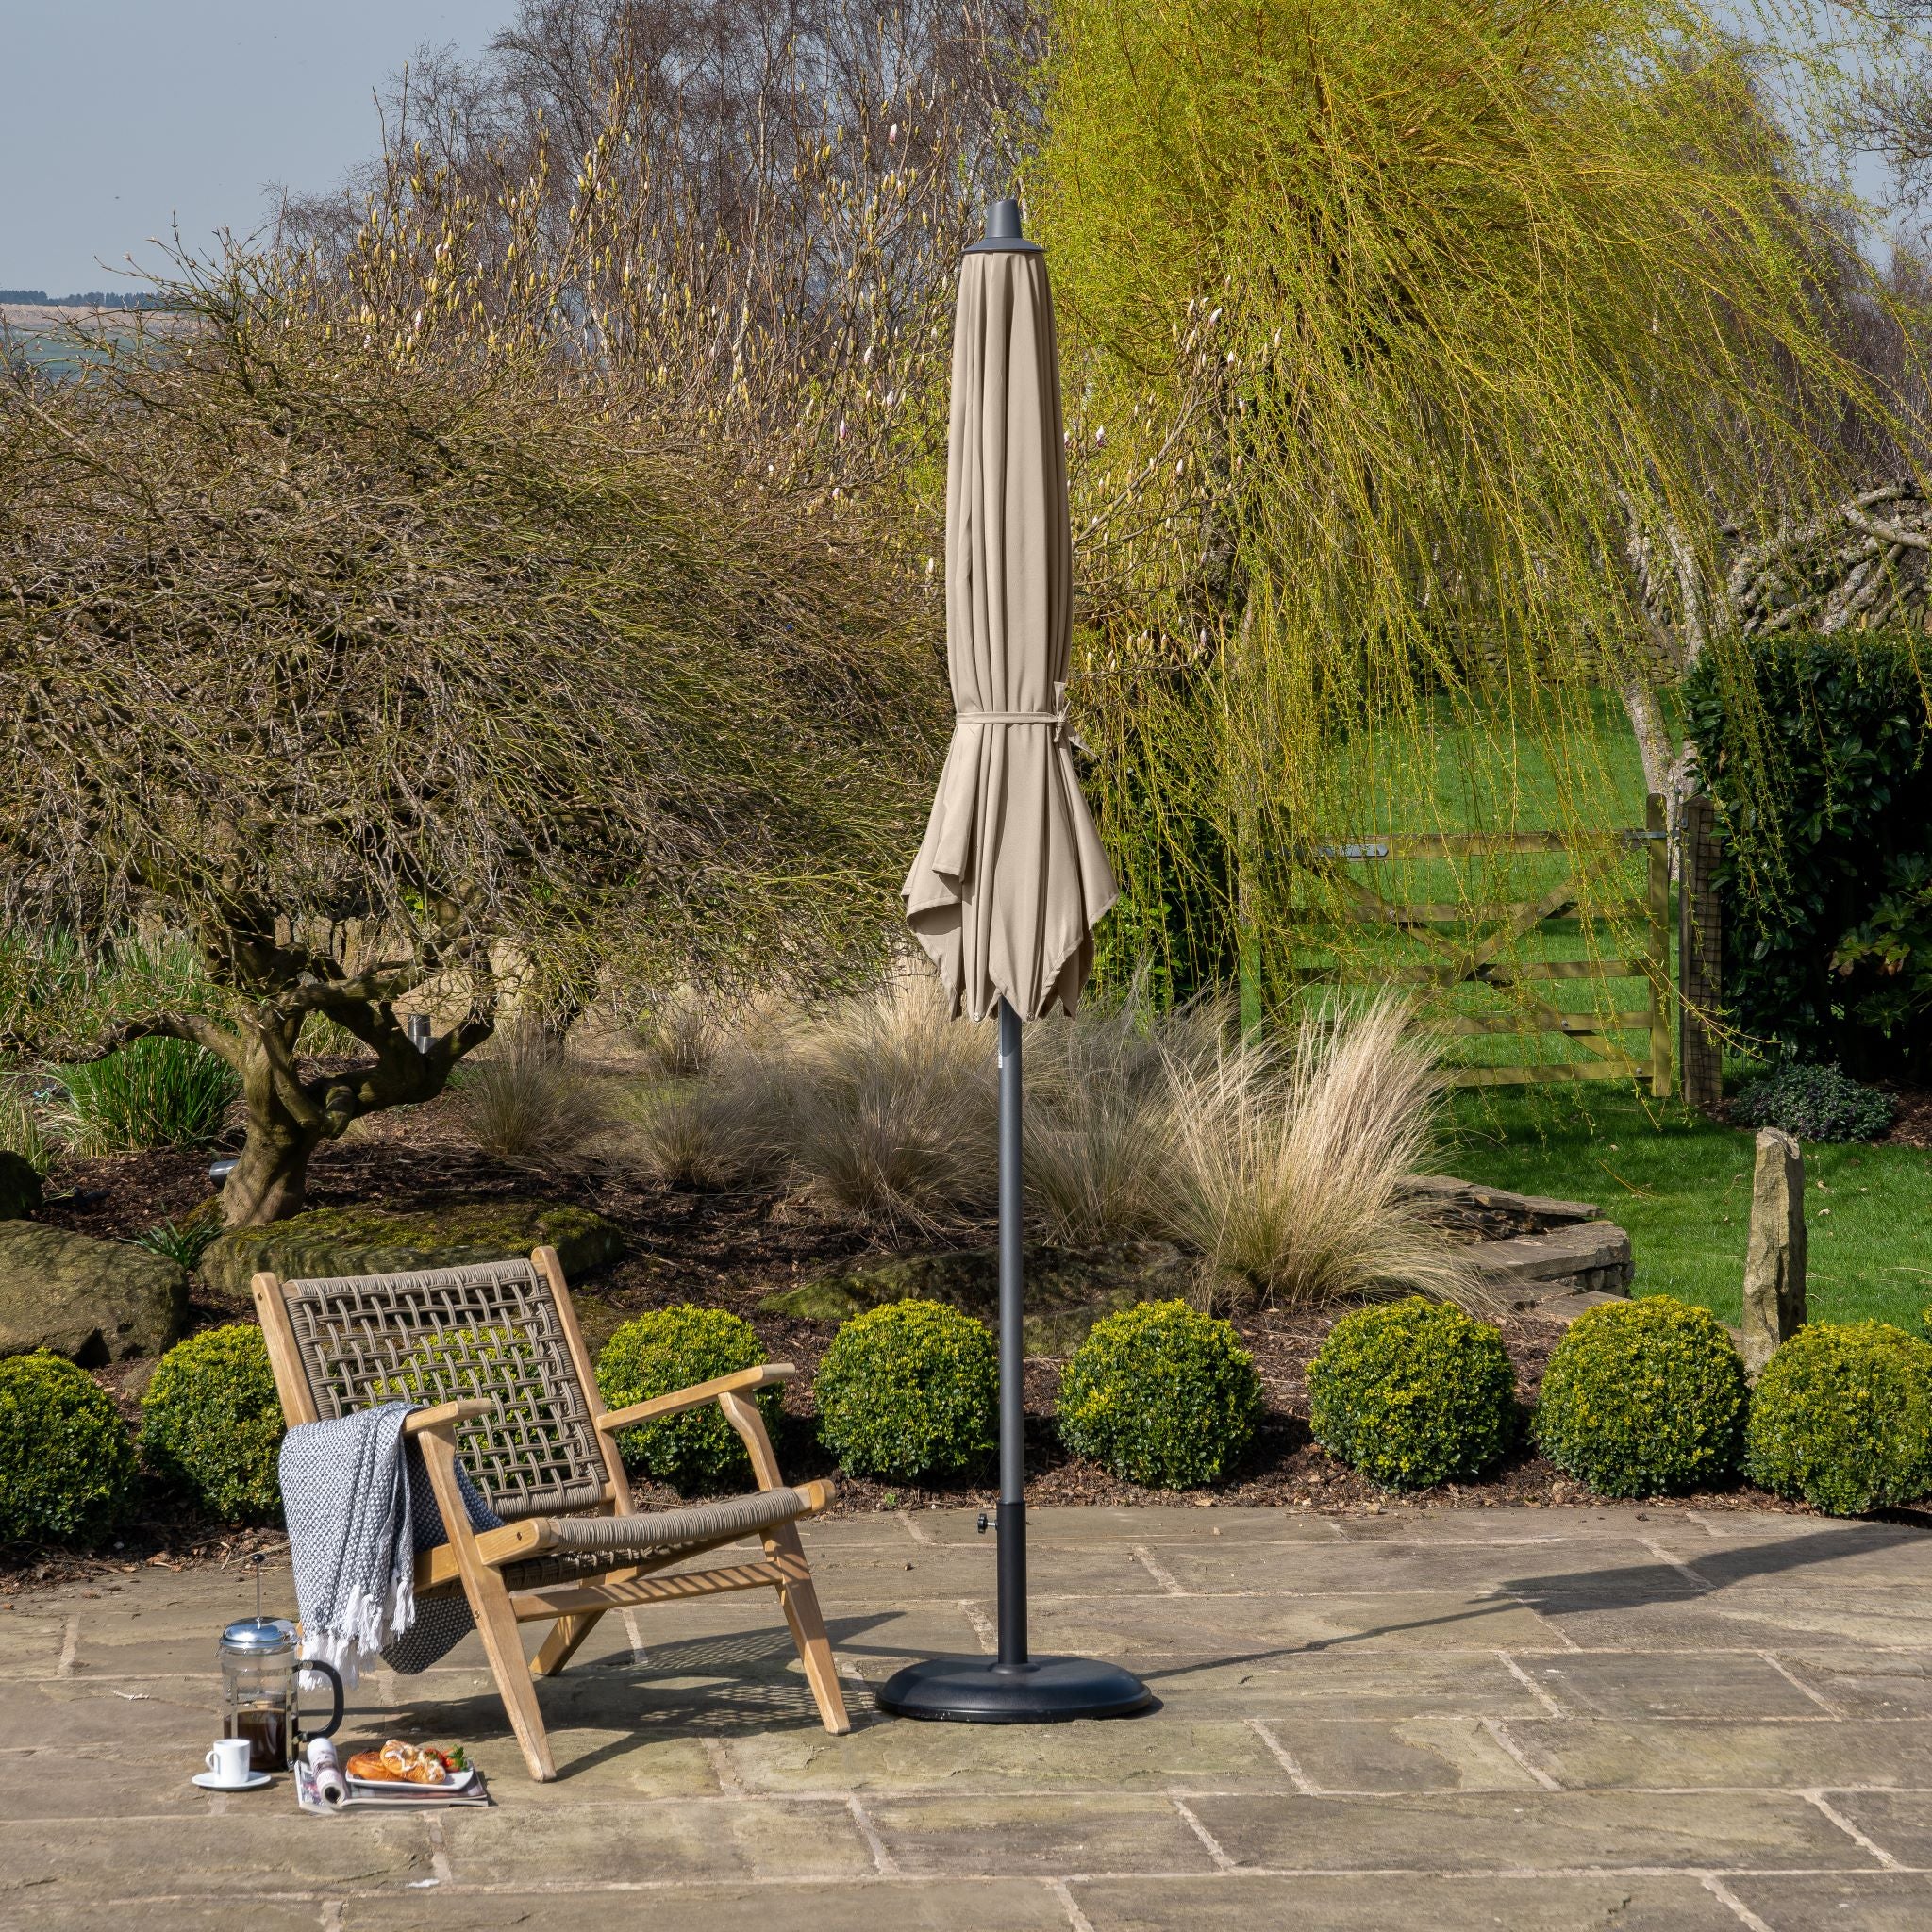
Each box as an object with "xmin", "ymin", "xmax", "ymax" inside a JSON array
[{"xmin": 279, "ymin": 1403, "xmax": 503, "ymax": 1684}]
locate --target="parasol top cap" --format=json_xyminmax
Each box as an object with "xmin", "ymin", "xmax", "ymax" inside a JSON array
[{"xmin": 965, "ymin": 196, "xmax": 1041, "ymax": 256}]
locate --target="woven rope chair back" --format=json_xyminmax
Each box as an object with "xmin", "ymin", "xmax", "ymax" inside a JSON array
[{"xmin": 278, "ymin": 1257, "xmax": 606, "ymax": 1521}]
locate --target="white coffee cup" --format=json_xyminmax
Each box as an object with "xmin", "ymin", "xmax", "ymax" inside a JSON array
[{"xmin": 205, "ymin": 1737, "xmax": 253, "ymax": 1786}]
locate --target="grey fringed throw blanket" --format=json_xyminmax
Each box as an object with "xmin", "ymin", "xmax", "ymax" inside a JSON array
[{"xmin": 279, "ymin": 1403, "xmax": 503, "ymax": 1684}]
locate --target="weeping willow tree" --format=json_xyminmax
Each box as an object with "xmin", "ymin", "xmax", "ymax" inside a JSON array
[{"xmin": 1033, "ymin": 0, "xmax": 1924, "ymax": 1038}]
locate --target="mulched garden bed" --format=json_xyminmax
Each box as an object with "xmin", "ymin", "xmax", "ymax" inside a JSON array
[{"xmin": 4, "ymin": 1084, "xmax": 1824, "ymax": 1599}]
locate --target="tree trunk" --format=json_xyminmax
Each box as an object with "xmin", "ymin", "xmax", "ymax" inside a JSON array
[
  {"xmin": 220, "ymin": 1039, "xmax": 323, "ymax": 1227},
  {"xmin": 1620, "ymin": 677, "xmax": 1674, "ymax": 800}
]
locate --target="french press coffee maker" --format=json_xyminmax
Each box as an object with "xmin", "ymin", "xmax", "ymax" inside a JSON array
[{"xmin": 218, "ymin": 1557, "xmax": 343, "ymax": 1773}]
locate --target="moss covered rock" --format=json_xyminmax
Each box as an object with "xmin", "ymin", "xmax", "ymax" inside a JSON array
[
  {"xmin": 0, "ymin": 1223, "xmax": 188, "ymax": 1364},
  {"xmin": 759, "ymin": 1240, "xmax": 1194, "ymax": 1356},
  {"xmin": 201, "ymin": 1196, "xmax": 625, "ymax": 1296}
]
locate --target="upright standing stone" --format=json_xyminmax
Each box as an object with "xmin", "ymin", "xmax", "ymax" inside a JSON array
[{"xmin": 1741, "ymin": 1126, "xmax": 1806, "ymax": 1374}]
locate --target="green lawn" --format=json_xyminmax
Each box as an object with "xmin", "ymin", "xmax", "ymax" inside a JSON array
[
  {"xmin": 1446, "ymin": 1085, "xmax": 1932, "ymax": 1331},
  {"xmin": 1291, "ymin": 694, "xmax": 1674, "ymax": 1077}
]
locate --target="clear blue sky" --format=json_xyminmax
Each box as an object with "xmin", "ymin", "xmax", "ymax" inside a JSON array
[
  {"xmin": 0, "ymin": 2, "xmax": 494, "ymax": 294},
  {"xmin": 0, "ymin": 1, "xmax": 1904, "ymax": 295}
]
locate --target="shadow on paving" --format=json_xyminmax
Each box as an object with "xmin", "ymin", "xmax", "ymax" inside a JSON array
[
  {"xmin": 1137, "ymin": 1517, "xmax": 1930, "ymax": 1692},
  {"xmin": 1503, "ymin": 1519, "xmax": 1931, "ymax": 1601}
]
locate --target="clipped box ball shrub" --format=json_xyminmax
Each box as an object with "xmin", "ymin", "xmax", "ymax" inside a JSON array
[
  {"xmin": 1058, "ymin": 1299, "xmax": 1261, "ymax": 1490},
  {"xmin": 141, "ymin": 1324, "xmax": 286, "ymax": 1522},
  {"xmin": 814, "ymin": 1299, "xmax": 996, "ymax": 1482},
  {"xmin": 1536, "ymin": 1298, "xmax": 1746, "ymax": 1497},
  {"xmin": 1746, "ymin": 1321, "xmax": 1932, "ymax": 1515},
  {"xmin": 0, "ymin": 1351, "xmax": 137, "ymax": 1544},
  {"xmin": 596, "ymin": 1306, "xmax": 777, "ymax": 1492},
  {"xmin": 1308, "ymin": 1297, "xmax": 1516, "ymax": 1490}
]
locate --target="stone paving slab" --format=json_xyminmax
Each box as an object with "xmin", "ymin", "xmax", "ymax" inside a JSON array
[
  {"xmin": 1528, "ymin": 1650, "xmax": 1835, "ymax": 1719},
  {"xmin": 1778, "ymin": 1650, "xmax": 1932, "ymax": 1718},
  {"xmin": 1724, "ymin": 1871, "xmax": 1932, "ymax": 1931},
  {"xmin": 0, "ymin": 1502, "xmax": 1928, "ymax": 1930},
  {"xmin": 1070, "ymin": 1872, "xmax": 1751, "ymax": 1930},
  {"xmin": 1506, "ymin": 1715, "xmax": 1932, "ymax": 1790}
]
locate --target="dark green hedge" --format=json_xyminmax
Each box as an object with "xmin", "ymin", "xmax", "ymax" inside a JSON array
[{"xmin": 1684, "ymin": 633, "xmax": 1932, "ymax": 1077}]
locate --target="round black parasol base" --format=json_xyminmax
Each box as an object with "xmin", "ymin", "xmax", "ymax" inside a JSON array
[{"xmin": 875, "ymin": 1656, "xmax": 1154, "ymax": 1724}]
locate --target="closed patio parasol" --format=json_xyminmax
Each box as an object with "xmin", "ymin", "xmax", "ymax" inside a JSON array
[{"xmin": 880, "ymin": 198, "xmax": 1151, "ymax": 1724}]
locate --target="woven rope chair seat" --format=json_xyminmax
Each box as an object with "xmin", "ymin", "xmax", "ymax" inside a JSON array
[{"xmin": 498, "ymin": 1488, "xmax": 814, "ymax": 1591}]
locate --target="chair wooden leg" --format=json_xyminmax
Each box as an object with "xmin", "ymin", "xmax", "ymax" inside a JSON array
[
  {"xmin": 533, "ymin": 1610, "xmax": 606, "ymax": 1678},
  {"xmin": 416, "ymin": 1431, "xmax": 558, "ymax": 1781},
  {"xmin": 468, "ymin": 1570, "xmax": 557, "ymax": 1780},
  {"xmin": 766, "ymin": 1519, "xmax": 849, "ymax": 1735}
]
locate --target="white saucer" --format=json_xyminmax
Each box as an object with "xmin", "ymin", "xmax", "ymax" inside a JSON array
[{"xmin": 192, "ymin": 1769, "xmax": 272, "ymax": 1791}]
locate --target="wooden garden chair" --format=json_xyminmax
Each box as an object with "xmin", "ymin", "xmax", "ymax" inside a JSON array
[{"xmin": 253, "ymin": 1245, "xmax": 849, "ymax": 1781}]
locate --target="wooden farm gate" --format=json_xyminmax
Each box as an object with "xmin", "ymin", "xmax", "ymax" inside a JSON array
[{"xmin": 1292, "ymin": 794, "xmax": 1675, "ymax": 1094}]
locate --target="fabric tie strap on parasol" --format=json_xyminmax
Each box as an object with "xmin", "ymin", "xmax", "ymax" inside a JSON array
[{"xmin": 953, "ymin": 681, "xmax": 1086, "ymax": 751}]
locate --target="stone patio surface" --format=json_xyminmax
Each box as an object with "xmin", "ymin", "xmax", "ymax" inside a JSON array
[{"xmin": 4, "ymin": 1503, "xmax": 1931, "ymax": 1930}]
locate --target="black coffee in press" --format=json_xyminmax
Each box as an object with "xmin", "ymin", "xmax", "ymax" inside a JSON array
[{"xmin": 235, "ymin": 1703, "xmax": 288, "ymax": 1772}]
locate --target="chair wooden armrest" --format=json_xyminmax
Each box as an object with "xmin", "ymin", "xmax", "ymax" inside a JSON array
[
  {"xmin": 402, "ymin": 1399, "xmax": 497, "ymax": 1437},
  {"xmin": 596, "ymin": 1364, "xmax": 796, "ymax": 1434}
]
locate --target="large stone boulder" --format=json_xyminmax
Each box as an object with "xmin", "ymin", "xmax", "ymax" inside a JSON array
[
  {"xmin": 0, "ymin": 1222, "xmax": 189, "ymax": 1364},
  {"xmin": 0, "ymin": 1151, "xmax": 42, "ymax": 1220},
  {"xmin": 201, "ymin": 1195, "xmax": 626, "ymax": 1298},
  {"xmin": 758, "ymin": 1240, "xmax": 1198, "ymax": 1355}
]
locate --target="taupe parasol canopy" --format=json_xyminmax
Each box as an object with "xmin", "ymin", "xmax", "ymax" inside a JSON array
[{"xmin": 901, "ymin": 240, "xmax": 1116, "ymax": 1022}]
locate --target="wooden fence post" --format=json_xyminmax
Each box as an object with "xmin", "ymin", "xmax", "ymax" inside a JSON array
[
  {"xmin": 1677, "ymin": 790, "xmax": 1724, "ymax": 1110},
  {"xmin": 1646, "ymin": 792, "xmax": 1674, "ymax": 1098}
]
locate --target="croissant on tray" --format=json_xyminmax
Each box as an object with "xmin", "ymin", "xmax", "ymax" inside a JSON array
[{"xmin": 343, "ymin": 1740, "xmax": 455, "ymax": 1784}]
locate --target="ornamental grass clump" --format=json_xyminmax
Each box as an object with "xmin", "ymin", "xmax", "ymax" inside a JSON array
[
  {"xmin": 596, "ymin": 1307, "xmax": 778, "ymax": 1493},
  {"xmin": 141, "ymin": 1324, "xmax": 286, "ymax": 1522},
  {"xmin": 1535, "ymin": 1300, "xmax": 1747, "ymax": 1498},
  {"xmin": 1057, "ymin": 1300, "xmax": 1262, "ymax": 1490},
  {"xmin": 454, "ymin": 1028, "xmax": 609, "ymax": 1167},
  {"xmin": 812, "ymin": 1300, "xmax": 997, "ymax": 1483},
  {"xmin": 775, "ymin": 975, "xmax": 996, "ymax": 1234},
  {"xmin": 1307, "ymin": 1298, "xmax": 1517, "ymax": 1491},
  {"xmin": 1745, "ymin": 1322, "xmax": 1932, "ymax": 1515},
  {"xmin": 0, "ymin": 1351, "xmax": 137, "ymax": 1544},
  {"xmin": 1161, "ymin": 1001, "xmax": 1475, "ymax": 1308}
]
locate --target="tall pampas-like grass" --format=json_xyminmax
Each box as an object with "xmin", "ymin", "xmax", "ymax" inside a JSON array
[
  {"xmin": 1022, "ymin": 981, "xmax": 1220, "ymax": 1246},
  {"xmin": 779, "ymin": 972, "xmax": 996, "ymax": 1233},
  {"xmin": 1163, "ymin": 1000, "xmax": 1477, "ymax": 1309}
]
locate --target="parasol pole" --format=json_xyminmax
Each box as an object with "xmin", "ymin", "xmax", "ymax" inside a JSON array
[{"xmin": 996, "ymin": 995, "xmax": 1027, "ymax": 1667}]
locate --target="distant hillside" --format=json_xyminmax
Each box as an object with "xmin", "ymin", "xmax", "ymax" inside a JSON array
[{"xmin": 0, "ymin": 290, "xmax": 160, "ymax": 309}]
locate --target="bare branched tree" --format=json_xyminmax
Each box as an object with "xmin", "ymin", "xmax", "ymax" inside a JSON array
[{"xmin": 0, "ymin": 259, "xmax": 944, "ymax": 1224}]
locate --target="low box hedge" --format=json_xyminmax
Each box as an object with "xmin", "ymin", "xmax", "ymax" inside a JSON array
[
  {"xmin": 1308, "ymin": 1297, "xmax": 1517, "ymax": 1491},
  {"xmin": 813, "ymin": 1299, "xmax": 997, "ymax": 1483},
  {"xmin": 1058, "ymin": 1299, "xmax": 1260, "ymax": 1490},
  {"xmin": 0, "ymin": 1350, "xmax": 137, "ymax": 1545}
]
